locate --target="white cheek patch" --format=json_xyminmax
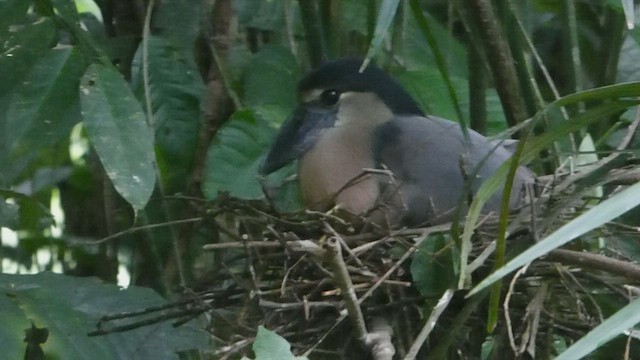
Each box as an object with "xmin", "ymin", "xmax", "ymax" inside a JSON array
[
  {"xmin": 336, "ymin": 92, "xmax": 393, "ymax": 127},
  {"xmin": 300, "ymin": 88, "xmax": 324, "ymax": 103},
  {"xmin": 334, "ymin": 92, "xmax": 356, "ymax": 127}
]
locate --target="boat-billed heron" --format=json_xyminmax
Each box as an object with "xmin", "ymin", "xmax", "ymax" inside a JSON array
[{"xmin": 260, "ymin": 58, "xmax": 534, "ymax": 226}]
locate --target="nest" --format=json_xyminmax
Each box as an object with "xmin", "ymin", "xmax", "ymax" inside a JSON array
[
  {"xmin": 197, "ymin": 164, "xmax": 640, "ymax": 359},
  {"xmin": 91, "ymin": 164, "xmax": 640, "ymax": 359}
]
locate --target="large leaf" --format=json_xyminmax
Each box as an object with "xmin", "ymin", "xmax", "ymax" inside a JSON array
[
  {"xmin": 0, "ymin": 0, "xmax": 30, "ymax": 37},
  {"xmin": 203, "ymin": 110, "xmax": 272, "ymax": 200},
  {"xmin": 203, "ymin": 109, "xmax": 300, "ymax": 212},
  {"xmin": 0, "ymin": 272, "xmax": 208, "ymax": 360},
  {"xmin": 397, "ymin": 68, "xmax": 508, "ymax": 134},
  {"xmin": 203, "ymin": 46, "xmax": 301, "ymax": 209},
  {"xmin": 5, "ymin": 48, "xmax": 84, "ymax": 161},
  {"xmin": 397, "ymin": 69, "xmax": 467, "ymax": 120},
  {"xmin": 132, "ymin": 35, "xmax": 205, "ymax": 192},
  {"xmin": 402, "ymin": 7, "xmax": 468, "ymax": 78},
  {"xmin": 233, "ymin": 0, "xmax": 288, "ymax": 31},
  {"xmin": 243, "ymin": 45, "xmax": 299, "ymax": 116},
  {"xmin": 152, "ymin": 0, "xmax": 202, "ymax": 52},
  {"xmin": 80, "ymin": 64, "xmax": 156, "ymax": 211},
  {"xmin": 0, "ymin": 17, "xmax": 57, "ymax": 147}
]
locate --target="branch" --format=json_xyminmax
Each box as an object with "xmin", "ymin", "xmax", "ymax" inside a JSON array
[
  {"xmin": 324, "ymin": 237, "xmax": 368, "ymax": 341},
  {"xmin": 459, "ymin": 0, "xmax": 528, "ymax": 126},
  {"xmin": 546, "ymin": 249, "xmax": 640, "ymax": 282}
]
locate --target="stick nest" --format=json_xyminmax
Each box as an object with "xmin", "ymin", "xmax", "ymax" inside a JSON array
[{"xmin": 96, "ymin": 164, "xmax": 640, "ymax": 359}]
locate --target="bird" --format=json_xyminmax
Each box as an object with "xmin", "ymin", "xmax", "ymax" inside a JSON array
[{"xmin": 259, "ymin": 58, "xmax": 534, "ymax": 226}]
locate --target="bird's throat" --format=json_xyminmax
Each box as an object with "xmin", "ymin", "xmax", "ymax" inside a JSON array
[{"xmin": 298, "ymin": 127, "xmax": 379, "ymax": 214}]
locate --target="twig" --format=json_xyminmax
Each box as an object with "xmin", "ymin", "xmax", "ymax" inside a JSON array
[
  {"xmin": 324, "ymin": 237, "xmax": 368, "ymax": 342},
  {"xmin": 303, "ymin": 228, "xmax": 439, "ymax": 356},
  {"xmin": 310, "ymin": 168, "xmax": 394, "ymax": 213},
  {"xmin": 325, "ymin": 222, "xmax": 366, "ymax": 268},
  {"xmin": 504, "ymin": 263, "xmax": 532, "ymax": 356},
  {"xmin": 203, "ymin": 241, "xmax": 283, "ymax": 250},
  {"xmin": 89, "ymin": 306, "xmax": 207, "ymax": 336},
  {"xmin": 81, "ymin": 218, "xmax": 202, "ymax": 245},
  {"xmin": 259, "ymin": 299, "xmax": 339, "ymax": 310},
  {"xmin": 547, "ymin": 249, "xmax": 640, "ymax": 282}
]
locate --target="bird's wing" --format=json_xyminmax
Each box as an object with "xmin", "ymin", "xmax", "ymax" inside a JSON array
[{"xmin": 373, "ymin": 115, "xmax": 532, "ymax": 225}]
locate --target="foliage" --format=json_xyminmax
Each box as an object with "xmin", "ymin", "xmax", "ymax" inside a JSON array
[
  {"xmin": 241, "ymin": 326, "xmax": 308, "ymax": 360},
  {"xmin": 0, "ymin": 272, "xmax": 207, "ymax": 359},
  {"xmin": 80, "ymin": 63, "xmax": 156, "ymax": 211},
  {"xmin": 1, "ymin": 0, "xmax": 640, "ymax": 359}
]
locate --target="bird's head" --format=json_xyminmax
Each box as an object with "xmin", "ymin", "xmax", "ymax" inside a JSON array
[{"xmin": 259, "ymin": 58, "xmax": 423, "ymax": 175}]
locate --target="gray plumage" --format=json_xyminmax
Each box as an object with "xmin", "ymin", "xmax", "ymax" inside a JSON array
[
  {"xmin": 260, "ymin": 58, "xmax": 534, "ymax": 226},
  {"xmin": 374, "ymin": 115, "xmax": 533, "ymax": 225}
]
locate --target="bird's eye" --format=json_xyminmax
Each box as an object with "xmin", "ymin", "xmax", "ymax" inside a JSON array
[{"xmin": 320, "ymin": 89, "xmax": 341, "ymax": 106}]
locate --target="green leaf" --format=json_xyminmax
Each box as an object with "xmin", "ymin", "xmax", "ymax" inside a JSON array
[
  {"xmin": 203, "ymin": 110, "xmax": 271, "ymax": 199},
  {"xmin": 397, "ymin": 69, "xmax": 467, "ymax": 120},
  {"xmin": 250, "ymin": 326, "xmax": 308, "ymax": 360},
  {"xmin": 234, "ymin": 0, "xmax": 287, "ymax": 31},
  {"xmin": 132, "ymin": 35, "xmax": 205, "ymax": 192},
  {"xmin": 0, "ymin": 19, "xmax": 72, "ymax": 185},
  {"xmin": 556, "ymin": 297, "xmax": 640, "ymax": 360},
  {"xmin": 411, "ymin": 234, "xmax": 457, "ymax": 296},
  {"xmin": 402, "ymin": 8, "xmax": 468, "ymax": 78},
  {"xmin": 48, "ymin": 0, "xmax": 81, "ymax": 25},
  {"xmin": 397, "ymin": 69, "xmax": 508, "ymax": 134},
  {"xmin": 243, "ymin": 45, "xmax": 299, "ymax": 115},
  {"xmin": 555, "ymin": 82, "xmax": 640, "ymax": 106},
  {"xmin": 0, "ymin": 0, "xmax": 31, "ymax": 36},
  {"xmin": 45, "ymin": 0, "xmax": 108, "ymax": 63},
  {"xmin": 5, "ymin": 47, "xmax": 84, "ymax": 157},
  {"xmin": 80, "ymin": 64, "xmax": 156, "ymax": 211},
  {"xmin": 152, "ymin": 0, "xmax": 202, "ymax": 52},
  {"xmin": 0, "ymin": 17, "xmax": 57, "ymax": 114},
  {"xmin": 408, "ymin": 0, "xmax": 465, "ymax": 125},
  {"xmin": 203, "ymin": 110, "xmax": 301, "ymax": 212},
  {"xmin": 0, "ymin": 272, "xmax": 208, "ymax": 360},
  {"xmin": 341, "ymin": 0, "xmax": 369, "ymax": 35},
  {"xmin": 363, "ymin": 0, "xmax": 400, "ymax": 65},
  {"xmin": 204, "ymin": 46, "xmax": 302, "ymax": 209}
]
